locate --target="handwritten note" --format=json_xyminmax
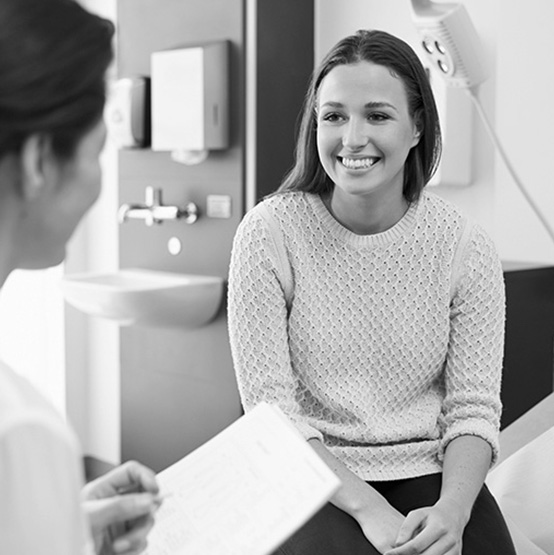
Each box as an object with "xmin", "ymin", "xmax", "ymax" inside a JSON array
[{"xmin": 144, "ymin": 403, "xmax": 340, "ymax": 555}]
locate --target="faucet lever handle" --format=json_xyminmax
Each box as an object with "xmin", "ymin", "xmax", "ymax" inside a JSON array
[
  {"xmin": 145, "ymin": 186, "xmax": 161, "ymax": 207},
  {"xmin": 118, "ymin": 186, "xmax": 199, "ymax": 226}
]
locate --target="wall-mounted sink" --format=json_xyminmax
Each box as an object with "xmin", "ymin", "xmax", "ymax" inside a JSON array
[{"xmin": 61, "ymin": 268, "xmax": 224, "ymax": 328}]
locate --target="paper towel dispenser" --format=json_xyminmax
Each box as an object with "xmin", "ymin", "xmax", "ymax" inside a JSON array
[{"xmin": 151, "ymin": 40, "xmax": 230, "ymax": 164}]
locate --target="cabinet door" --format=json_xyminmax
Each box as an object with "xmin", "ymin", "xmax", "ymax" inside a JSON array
[{"xmin": 502, "ymin": 265, "xmax": 554, "ymax": 429}]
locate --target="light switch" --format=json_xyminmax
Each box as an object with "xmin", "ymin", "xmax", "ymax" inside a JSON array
[{"xmin": 206, "ymin": 195, "xmax": 232, "ymax": 219}]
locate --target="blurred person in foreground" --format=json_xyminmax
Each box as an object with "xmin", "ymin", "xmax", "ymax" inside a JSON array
[{"xmin": 0, "ymin": 0, "xmax": 161, "ymax": 553}]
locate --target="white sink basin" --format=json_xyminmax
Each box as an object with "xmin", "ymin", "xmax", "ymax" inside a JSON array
[{"xmin": 61, "ymin": 268, "xmax": 224, "ymax": 328}]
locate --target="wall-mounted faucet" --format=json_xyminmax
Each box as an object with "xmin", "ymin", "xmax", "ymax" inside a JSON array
[{"xmin": 118, "ymin": 186, "xmax": 198, "ymax": 226}]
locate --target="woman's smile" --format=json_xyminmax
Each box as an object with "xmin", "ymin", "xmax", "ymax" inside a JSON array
[{"xmin": 338, "ymin": 155, "xmax": 382, "ymax": 171}]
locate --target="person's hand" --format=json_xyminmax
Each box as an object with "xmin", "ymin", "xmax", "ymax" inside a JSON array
[
  {"xmin": 384, "ymin": 498, "xmax": 468, "ymax": 555},
  {"xmin": 82, "ymin": 460, "xmax": 162, "ymax": 555},
  {"xmin": 354, "ymin": 499, "xmax": 406, "ymax": 554}
]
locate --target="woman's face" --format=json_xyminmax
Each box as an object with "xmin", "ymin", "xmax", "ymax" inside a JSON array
[
  {"xmin": 316, "ymin": 61, "xmax": 420, "ymax": 205},
  {"xmin": 19, "ymin": 119, "xmax": 107, "ymax": 269}
]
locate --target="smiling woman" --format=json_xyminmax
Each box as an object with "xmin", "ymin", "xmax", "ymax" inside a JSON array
[
  {"xmin": 228, "ymin": 29, "xmax": 516, "ymax": 555},
  {"xmin": 316, "ymin": 61, "xmax": 422, "ymax": 235}
]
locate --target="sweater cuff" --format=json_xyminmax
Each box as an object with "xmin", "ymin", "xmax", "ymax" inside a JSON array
[{"xmin": 439, "ymin": 419, "xmax": 500, "ymax": 466}]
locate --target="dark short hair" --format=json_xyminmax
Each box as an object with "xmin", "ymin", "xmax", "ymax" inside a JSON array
[
  {"xmin": 278, "ymin": 29, "xmax": 441, "ymax": 203},
  {"xmin": 0, "ymin": 0, "xmax": 114, "ymax": 159}
]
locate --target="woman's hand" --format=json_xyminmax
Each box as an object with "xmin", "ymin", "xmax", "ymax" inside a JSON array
[
  {"xmin": 82, "ymin": 460, "xmax": 162, "ymax": 555},
  {"xmin": 354, "ymin": 500, "xmax": 406, "ymax": 554},
  {"xmin": 384, "ymin": 497, "xmax": 468, "ymax": 555},
  {"xmin": 307, "ymin": 438, "xmax": 408, "ymax": 553},
  {"xmin": 384, "ymin": 435, "xmax": 492, "ymax": 555}
]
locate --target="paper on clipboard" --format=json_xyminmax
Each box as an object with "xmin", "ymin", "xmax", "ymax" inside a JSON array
[{"xmin": 143, "ymin": 403, "xmax": 340, "ymax": 555}]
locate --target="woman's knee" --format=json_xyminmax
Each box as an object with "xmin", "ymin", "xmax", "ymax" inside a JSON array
[
  {"xmin": 273, "ymin": 502, "xmax": 381, "ymax": 555},
  {"xmin": 462, "ymin": 485, "xmax": 516, "ymax": 555}
]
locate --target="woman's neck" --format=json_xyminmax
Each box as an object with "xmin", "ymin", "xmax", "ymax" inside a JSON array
[{"xmin": 322, "ymin": 189, "xmax": 410, "ymax": 236}]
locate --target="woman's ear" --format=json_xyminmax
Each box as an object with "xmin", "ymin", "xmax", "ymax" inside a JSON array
[
  {"xmin": 20, "ymin": 134, "xmax": 49, "ymax": 200},
  {"xmin": 411, "ymin": 114, "xmax": 423, "ymax": 147}
]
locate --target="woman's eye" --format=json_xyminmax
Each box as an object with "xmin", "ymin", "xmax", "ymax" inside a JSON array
[
  {"xmin": 368, "ymin": 112, "xmax": 390, "ymax": 122},
  {"xmin": 321, "ymin": 112, "xmax": 343, "ymax": 123}
]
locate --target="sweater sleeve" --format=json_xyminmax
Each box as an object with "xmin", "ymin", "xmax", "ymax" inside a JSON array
[
  {"xmin": 440, "ymin": 223, "xmax": 505, "ymax": 465},
  {"xmin": 227, "ymin": 206, "xmax": 323, "ymax": 442}
]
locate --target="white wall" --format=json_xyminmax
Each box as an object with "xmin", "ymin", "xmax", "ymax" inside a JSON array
[
  {"xmin": 65, "ymin": 0, "xmax": 121, "ymax": 464},
  {"xmin": 65, "ymin": 137, "xmax": 121, "ymax": 464},
  {"xmin": 315, "ymin": 0, "xmax": 554, "ymax": 265},
  {"xmin": 494, "ymin": 1, "xmax": 554, "ymax": 263}
]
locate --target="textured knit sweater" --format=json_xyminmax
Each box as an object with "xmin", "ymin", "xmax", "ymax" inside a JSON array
[{"xmin": 228, "ymin": 191, "xmax": 505, "ymax": 481}]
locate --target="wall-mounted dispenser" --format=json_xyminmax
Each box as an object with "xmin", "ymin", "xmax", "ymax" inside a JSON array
[
  {"xmin": 151, "ymin": 40, "xmax": 229, "ymax": 165},
  {"xmin": 106, "ymin": 76, "xmax": 150, "ymax": 148}
]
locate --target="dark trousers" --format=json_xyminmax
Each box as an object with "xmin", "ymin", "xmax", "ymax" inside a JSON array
[{"xmin": 274, "ymin": 473, "xmax": 516, "ymax": 555}]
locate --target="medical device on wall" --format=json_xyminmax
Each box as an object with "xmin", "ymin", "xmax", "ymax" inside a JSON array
[
  {"xmin": 411, "ymin": 0, "xmax": 487, "ymax": 88},
  {"xmin": 410, "ymin": 0, "xmax": 485, "ymax": 187},
  {"xmin": 151, "ymin": 40, "xmax": 230, "ymax": 165},
  {"xmin": 410, "ymin": 0, "xmax": 554, "ymax": 245}
]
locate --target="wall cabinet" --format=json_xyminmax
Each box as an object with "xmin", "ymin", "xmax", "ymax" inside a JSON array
[{"xmin": 502, "ymin": 263, "xmax": 554, "ymax": 428}]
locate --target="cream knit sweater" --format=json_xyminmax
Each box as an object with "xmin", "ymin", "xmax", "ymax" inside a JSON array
[{"xmin": 228, "ymin": 191, "xmax": 505, "ymax": 481}]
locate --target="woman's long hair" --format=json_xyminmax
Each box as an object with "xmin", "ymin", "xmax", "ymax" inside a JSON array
[{"xmin": 278, "ymin": 29, "xmax": 441, "ymax": 203}]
